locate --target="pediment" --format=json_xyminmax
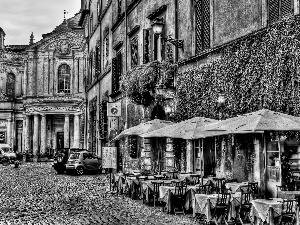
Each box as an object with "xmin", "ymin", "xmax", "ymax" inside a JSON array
[{"xmin": 29, "ymin": 30, "xmax": 85, "ymax": 53}]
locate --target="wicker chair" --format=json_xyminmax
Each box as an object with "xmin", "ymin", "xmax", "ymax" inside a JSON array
[
  {"xmin": 212, "ymin": 192, "xmax": 231, "ymax": 225},
  {"xmin": 238, "ymin": 191, "xmax": 253, "ymax": 225}
]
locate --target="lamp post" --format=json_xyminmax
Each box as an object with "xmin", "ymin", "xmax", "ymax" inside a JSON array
[{"xmin": 217, "ymin": 93, "xmax": 226, "ymax": 120}]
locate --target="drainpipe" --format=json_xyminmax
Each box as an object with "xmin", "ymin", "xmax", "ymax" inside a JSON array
[
  {"xmin": 124, "ymin": 0, "xmax": 128, "ymax": 130},
  {"xmin": 174, "ymin": 0, "xmax": 179, "ymax": 62}
]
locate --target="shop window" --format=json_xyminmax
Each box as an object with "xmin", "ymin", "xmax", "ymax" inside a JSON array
[
  {"xmin": 268, "ymin": 0, "xmax": 293, "ymax": 24},
  {"xmin": 58, "ymin": 64, "xmax": 71, "ymax": 94},
  {"xmin": 194, "ymin": 0, "xmax": 210, "ymax": 54},
  {"xmin": 130, "ymin": 35, "xmax": 139, "ymax": 67},
  {"xmin": 112, "ymin": 51, "xmax": 122, "ymax": 94},
  {"xmin": 6, "ymin": 73, "xmax": 15, "ymax": 98}
]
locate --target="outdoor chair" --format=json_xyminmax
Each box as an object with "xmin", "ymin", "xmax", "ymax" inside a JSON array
[
  {"xmin": 212, "ymin": 192, "xmax": 231, "ymax": 225},
  {"xmin": 278, "ymin": 199, "xmax": 297, "ymax": 225},
  {"xmin": 190, "ymin": 174, "xmax": 201, "ymax": 185},
  {"xmin": 172, "ymin": 184, "xmax": 187, "ymax": 215},
  {"xmin": 163, "ymin": 172, "xmax": 173, "ymax": 180},
  {"xmin": 238, "ymin": 185, "xmax": 251, "ymax": 193},
  {"xmin": 149, "ymin": 181, "xmax": 164, "ymax": 207},
  {"xmin": 248, "ymin": 182, "xmax": 264, "ymax": 199},
  {"xmin": 196, "ymin": 184, "xmax": 212, "ymax": 194},
  {"xmin": 212, "ymin": 178, "xmax": 226, "ymax": 194},
  {"xmin": 276, "ymin": 185, "xmax": 289, "ymax": 197},
  {"xmin": 238, "ymin": 191, "xmax": 253, "ymax": 225}
]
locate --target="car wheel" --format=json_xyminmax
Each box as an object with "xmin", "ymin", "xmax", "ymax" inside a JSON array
[{"xmin": 76, "ymin": 167, "xmax": 84, "ymax": 176}]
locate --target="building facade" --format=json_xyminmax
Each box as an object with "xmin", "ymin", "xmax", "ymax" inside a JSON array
[
  {"xmin": 0, "ymin": 9, "xmax": 87, "ymax": 159},
  {"xmin": 81, "ymin": 0, "xmax": 300, "ymax": 173}
]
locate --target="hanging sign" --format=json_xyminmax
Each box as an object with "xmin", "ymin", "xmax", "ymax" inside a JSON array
[
  {"xmin": 107, "ymin": 102, "xmax": 121, "ymax": 117},
  {"xmin": 102, "ymin": 147, "xmax": 117, "ymax": 169}
]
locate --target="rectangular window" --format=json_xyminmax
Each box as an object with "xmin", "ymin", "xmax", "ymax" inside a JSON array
[
  {"xmin": 195, "ymin": 0, "xmax": 210, "ymax": 54},
  {"xmin": 143, "ymin": 29, "xmax": 150, "ymax": 64},
  {"xmin": 268, "ymin": 0, "xmax": 293, "ymax": 24},
  {"xmin": 130, "ymin": 35, "xmax": 139, "ymax": 67}
]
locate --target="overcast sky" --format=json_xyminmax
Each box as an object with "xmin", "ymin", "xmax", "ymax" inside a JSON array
[{"xmin": 0, "ymin": 0, "xmax": 82, "ymax": 45}]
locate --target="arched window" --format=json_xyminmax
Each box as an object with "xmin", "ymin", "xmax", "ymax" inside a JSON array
[
  {"xmin": 6, "ymin": 73, "xmax": 15, "ymax": 97},
  {"xmin": 58, "ymin": 64, "xmax": 71, "ymax": 94}
]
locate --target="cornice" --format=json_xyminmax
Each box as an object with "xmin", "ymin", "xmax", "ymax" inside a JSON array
[
  {"xmin": 147, "ymin": 5, "xmax": 167, "ymax": 20},
  {"xmin": 126, "ymin": 0, "xmax": 142, "ymax": 15},
  {"xmin": 127, "ymin": 25, "xmax": 140, "ymax": 37},
  {"xmin": 111, "ymin": 12, "xmax": 125, "ymax": 32}
]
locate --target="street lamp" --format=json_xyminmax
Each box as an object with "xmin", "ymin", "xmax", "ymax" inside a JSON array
[
  {"xmin": 217, "ymin": 93, "xmax": 226, "ymax": 120},
  {"xmin": 151, "ymin": 17, "xmax": 184, "ymax": 51}
]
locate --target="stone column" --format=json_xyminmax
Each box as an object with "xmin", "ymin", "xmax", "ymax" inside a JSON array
[
  {"xmin": 73, "ymin": 113, "xmax": 80, "ymax": 148},
  {"xmin": 40, "ymin": 114, "xmax": 47, "ymax": 155},
  {"xmin": 186, "ymin": 139, "xmax": 194, "ymax": 173},
  {"xmin": 24, "ymin": 115, "xmax": 30, "ymax": 152},
  {"xmin": 33, "ymin": 114, "xmax": 39, "ymax": 160},
  {"xmin": 165, "ymin": 138, "xmax": 175, "ymax": 171},
  {"xmin": 6, "ymin": 118, "xmax": 12, "ymax": 146},
  {"xmin": 142, "ymin": 138, "xmax": 152, "ymax": 171},
  {"xmin": 64, "ymin": 114, "xmax": 70, "ymax": 148}
]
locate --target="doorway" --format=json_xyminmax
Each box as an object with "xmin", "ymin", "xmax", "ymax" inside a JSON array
[{"xmin": 57, "ymin": 132, "xmax": 64, "ymax": 150}]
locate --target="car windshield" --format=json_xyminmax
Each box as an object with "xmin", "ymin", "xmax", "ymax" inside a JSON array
[
  {"xmin": 2, "ymin": 147, "xmax": 12, "ymax": 153},
  {"xmin": 69, "ymin": 153, "xmax": 80, "ymax": 159}
]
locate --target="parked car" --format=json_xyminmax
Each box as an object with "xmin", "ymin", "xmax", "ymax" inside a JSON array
[
  {"xmin": 65, "ymin": 151, "xmax": 102, "ymax": 175},
  {"xmin": 52, "ymin": 148, "xmax": 83, "ymax": 174},
  {"xmin": 0, "ymin": 143, "xmax": 16, "ymax": 164}
]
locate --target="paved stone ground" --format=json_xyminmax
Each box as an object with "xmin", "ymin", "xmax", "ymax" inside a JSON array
[{"xmin": 0, "ymin": 163, "xmax": 198, "ymax": 225}]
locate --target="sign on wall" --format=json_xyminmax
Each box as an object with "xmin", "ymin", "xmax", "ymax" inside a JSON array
[
  {"xmin": 102, "ymin": 147, "xmax": 117, "ymax": 169},
  {"xmin": 107, "ymin": 102, "xmax": 121, "ymax": 117}
]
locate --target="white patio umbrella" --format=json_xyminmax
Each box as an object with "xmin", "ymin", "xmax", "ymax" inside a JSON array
[{"xmin": 112, "ymin": 119, "xmax": 174, "ymax": 141}]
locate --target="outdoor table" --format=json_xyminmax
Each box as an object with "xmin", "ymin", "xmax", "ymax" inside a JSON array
[
  {"xmin": 178, "ymin": 173, "xmax": 198, "ymax": 179},
  {"xmin": 193, "ymin": 193, "xmax": 242, "ymax": 222},
  {"xmin": 141, "ymin": 179, "xmax": 182, "ymax": 202},
  {"xmin": 125, "ymin": 176, "xmax": 140, "ymax": 199},
  {"xmin": 251, "ymin": 198, "xmax": 284, "ymax": 225},
  {"xmin": 158, "ymin": 184, "xmax": 199, "ymax": 213},
  {"xmin": 277, "ymin": 190, "xmax": 300, "ymax": 199},
  {"xmin": 225, "ymin": 182, "xmax": 248, "ymax": 193}
]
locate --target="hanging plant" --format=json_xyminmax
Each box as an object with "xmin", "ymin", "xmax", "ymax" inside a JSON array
[{"xmin": 121, "ymin": 60, "xmax": 178, "ymax": 106}]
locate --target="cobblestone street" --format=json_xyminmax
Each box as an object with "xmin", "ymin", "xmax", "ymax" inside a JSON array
[{"xmin": 0, "ymin": 163, "xmax": 197, "ymax": 225}]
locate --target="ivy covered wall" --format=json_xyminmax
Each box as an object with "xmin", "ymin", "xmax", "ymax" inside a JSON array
[{"xmin": 176, "ymin": 16, "xmax": 300, "ymax": 122}]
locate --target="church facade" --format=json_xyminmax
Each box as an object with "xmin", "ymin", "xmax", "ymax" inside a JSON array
[{"xmin": 0, "ymin": 12, "xmax": 87, "ymax": 159}]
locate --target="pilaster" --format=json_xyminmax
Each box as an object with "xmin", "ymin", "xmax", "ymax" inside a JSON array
[
  {"xmin": 33, "ymin": 114, "xmax": 39, "ymax": 158},
  {"xmin": 186, "ymin": 140, "xmax": 194, "ymax": 173},
  {"xmin": 73, "ymin": 113, "xmax": 80, "ymax": 148},
  {"xmin": 40, "ymin": 114, "xmax": 47, "ymax": 154},
  {"xmin": 165, "ymin": 138, "xmax": 175, "ymax": 171},
  {"xmin": 6, "ymin": 118, "xmax": 12, "ymax": 146},
  {"xmin": 64, "ymin": 114, "xmax": 70, "ymax": 148}
]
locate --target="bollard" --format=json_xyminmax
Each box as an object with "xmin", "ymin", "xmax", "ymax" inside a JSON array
[{"xmin": 14, "ymin": 160, "xmax": 20, "ymax": 168}]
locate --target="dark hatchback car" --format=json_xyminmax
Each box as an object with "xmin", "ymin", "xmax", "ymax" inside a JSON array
[{"xmin": 53, "ymin": 148, "xmax": 84, "ymax": 174}]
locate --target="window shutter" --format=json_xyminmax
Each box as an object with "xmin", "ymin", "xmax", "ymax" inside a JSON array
[
  {"xmin": 195, "ymin": 0, "xmax": 203, "ymax": 55},
  {"xmin": 269, "ymin": 0, "xmax": 280, "ymax": 24},
  {"xmin": 149, "ymin": 28, "xmax": 153, "ymax": 62},
  {"xmin": 281, "ymin": 0, "xmax": 293, "ymax": 18},
  {"xmin": 117, "ymin": 52, "xmax": 122, "ymax": 91},
  {"xmin": 143, "ymin": 29, "xmax": 150, "ymax": 64},
  {"xmin": 112, "ymin": 57, "xmax": 117, "ymax": 94},
  {"xmin": 202, "ymin": 0, "xmax": 210, "ymax": 50}
]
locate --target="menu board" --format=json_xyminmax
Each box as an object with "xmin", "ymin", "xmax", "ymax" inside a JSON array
[{"xmin": 102, "ymin": 147, "xmax": 117, "ymax": 169}]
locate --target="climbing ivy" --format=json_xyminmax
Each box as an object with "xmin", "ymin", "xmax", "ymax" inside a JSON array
[{"xmin": 175, "ymin": 16, "xmax": 300, "ymax": 126}]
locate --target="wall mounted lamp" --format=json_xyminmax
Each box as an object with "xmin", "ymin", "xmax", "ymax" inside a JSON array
[{"xmin": 151, "ymin": 17, "xmax": 184, "ymax": 51}]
